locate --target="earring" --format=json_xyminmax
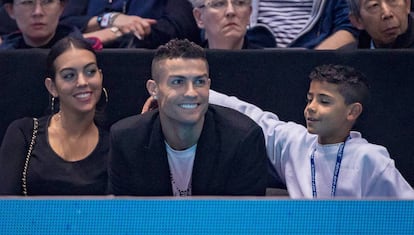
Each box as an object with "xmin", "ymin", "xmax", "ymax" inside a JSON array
[
  {"xmin": 51, "ymin": 97, "xmax": 54, "ymax": 113},
  {"xmin": 153, "ymin": 95, "xmax": 158, "ymax": 100},
  {"xmin": 50, "ymin": 96, "xmax": 57, "ymax": 114},
  {"xmin": 102, "ymin": 87, "xmax": 109, "ymax": 103}
]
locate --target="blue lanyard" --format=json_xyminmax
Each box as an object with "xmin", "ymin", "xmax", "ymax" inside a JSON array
[{"xmin": 310, "ymin": 136, "xmax": 351, "ymax": 198}]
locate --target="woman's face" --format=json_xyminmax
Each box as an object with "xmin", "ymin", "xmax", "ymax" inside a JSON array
[
  {"xmin": 194, "ymin": 0, "xmax": 252, "ymax": 46},
  {"xmin": 47, "ymin": 47, "xmax": 103, "ymax": 115},
  {"xmin": 5, "ymin": 0, "xmax": 64, "ymax": 47}
]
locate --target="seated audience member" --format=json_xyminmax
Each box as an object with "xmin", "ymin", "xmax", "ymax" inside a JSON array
[
  {"xmin": 189, "ymin": 0, "xmax": 275, "ymax": 49},
  {"xmin": 0, "ymin": 0, "xmax": 85, "ymax": 49},
  {"xmin": 210, "ymin": 64, "xmax": 414, "ymax": 199},
  {"xmin": 0, "ymin": 36, "xmax": 109, "ymax": 195},
  {"xmin": 109, "ymin": 39, "xmax": 268, "ymax": 196},
  {"xmin": 348, "ymin": 0, "xmax": 414, "ymax": 48},
  {"xmin": 250, "ymin": 0, "xmax": 358, "ymax": 49},
  {"xmin": 60, "ymin": 0, "xmax": 201, "ymax": 48}
]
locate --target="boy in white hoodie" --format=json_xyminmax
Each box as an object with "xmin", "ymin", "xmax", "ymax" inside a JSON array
[{"xmin": 210, "ymin": 64, "xmax": 414, "ymax": 199}]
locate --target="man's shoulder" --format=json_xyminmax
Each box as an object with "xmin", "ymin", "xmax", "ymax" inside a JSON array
[
  {"xmin": 111, "ymin": 111, "xmax": 158, "ymax": 133},
  {"xmin": 208, "ymin": 104, "xmax": 260, "ymax": 131}
]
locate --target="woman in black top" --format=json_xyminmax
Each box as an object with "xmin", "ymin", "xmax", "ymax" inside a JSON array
[{"xmin": 0, "ymin": 36, "xmax": 109, "ymax": 195}]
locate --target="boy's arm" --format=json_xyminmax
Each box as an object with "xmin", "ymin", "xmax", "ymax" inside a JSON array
[
  {"xmin": 367, "ymin": 159, "xmax": 414, "ymax": 199},
  {"xmin": 209, "ymin": 89, "xmax": 281, "ymax": 127}
]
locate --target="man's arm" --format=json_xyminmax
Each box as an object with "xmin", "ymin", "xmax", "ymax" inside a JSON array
[
  {"xmin": 209, "ymin": 90, "xmax": 289, "ymax": 184},
  {"xmin": 131, "ymin": 0, "xmax": 200, "ymax": 48},
  {"xmin": 315, "ymin": 0, "xmax": 358, "ymax": 49},
  {"xmin": 315, "ymin": 30, "xmax": 356, "ymax": 49},
  {"xmin": 226, "ymin": 125, "xmax": 268, "ymax": 195},
  {"xmin": 107, "ymin": 127, "xmax": 133, "ymax": 195}
]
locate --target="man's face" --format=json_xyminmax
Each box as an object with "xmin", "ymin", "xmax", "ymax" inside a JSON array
[
  {"xmin": 149, "ymin": 58, "xmax": 211, "ymax": 128},
  {"xmin": 304, "ymin": 81, "xmax": 354, "ymax": 144},
  {"xmin": 351, "ymin": 0, "xmax": 410, "ymax": 47},
  {"xmin": 5, "ymin": 0, "xmax": 64, "ymax": 47}
]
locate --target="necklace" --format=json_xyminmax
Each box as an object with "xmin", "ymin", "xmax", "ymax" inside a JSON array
[{"xmin": 170, "ymin": 173, "xmax": 192, "ymax": 196}]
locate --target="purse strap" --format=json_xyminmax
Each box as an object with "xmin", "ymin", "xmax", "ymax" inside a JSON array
[{"xmin": 22, "ymin": 118, "xmax": 39, "ymax": 196}]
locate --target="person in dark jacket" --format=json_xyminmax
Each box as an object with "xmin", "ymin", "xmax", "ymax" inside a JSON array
[
  {"xmin": 108, "ymin": 39, "xmax": 268, "ymax": 196},
  {"xmin": 348, "ymin": 0, "xmax": 414, "ymax": 48},
  {"xmin": 0, "ymin": 0, "xmax": 84, "ymax": 49},
  {"xmin": 60, "ymin": 0, "xmax": 201, "ymax": 48},
  {"xmin": 0, "ymin": 36, "xmax": 109, "ymax": 195}
]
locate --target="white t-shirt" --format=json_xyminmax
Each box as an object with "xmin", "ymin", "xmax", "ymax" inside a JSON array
[{"xmin": 166, "ymin": 142, "xmax": 196, "ymax": 196}]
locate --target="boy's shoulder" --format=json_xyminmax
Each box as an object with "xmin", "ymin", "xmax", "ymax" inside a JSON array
[{"xmin": 347, "ymin": 131, "xmax": 391, "ymax": 162}]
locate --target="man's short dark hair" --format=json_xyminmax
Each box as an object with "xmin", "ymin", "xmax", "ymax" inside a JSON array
[
  {"xmin": 153, "ymin": 38, "xmax": 206, "ymax": 62},
  {"xmin": 151, "ymin": 38, "xmax": 208, "ymax": 80},
  {"xmin": 309, "ymin": 64, "xmax": 370, "ymax": 106}
]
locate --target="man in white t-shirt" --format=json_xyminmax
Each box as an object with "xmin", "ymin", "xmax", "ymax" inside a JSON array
[{"xmin": 108, "ymin": 39, "xmax": 268, "ymax": 196}]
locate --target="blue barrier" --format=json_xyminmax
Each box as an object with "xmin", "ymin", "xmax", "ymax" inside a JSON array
[{"xmin": 0, "ymin": 198, "xmax": 413, "ymax": 234}]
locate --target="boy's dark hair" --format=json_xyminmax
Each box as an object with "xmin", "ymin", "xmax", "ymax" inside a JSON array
[
  {"xmin": 309, "ymin": 64, "xmax": 370, "ymax": 106},
  {"xmin": 151, "ymin": 39, "xmax": 208, "ymax": 80}
]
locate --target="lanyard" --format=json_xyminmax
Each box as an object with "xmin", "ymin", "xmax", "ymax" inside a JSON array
[{"xmin": 310, "ymin": 136, "xmax": 351, "ymax": 198}]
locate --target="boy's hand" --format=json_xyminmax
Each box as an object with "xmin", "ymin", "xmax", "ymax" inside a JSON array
[{"xmin": 141, "ymin": 96, "xmax": 158, "ymax": 114}]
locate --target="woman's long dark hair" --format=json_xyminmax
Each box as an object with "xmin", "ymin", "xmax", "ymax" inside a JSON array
[{"xmin": 46, "ymin": 36, "xmax": 107, "ymax": 127}]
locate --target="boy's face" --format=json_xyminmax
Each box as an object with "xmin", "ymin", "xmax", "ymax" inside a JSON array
[
  {"xmin": 304, "ymin": 80, "xmax": 354, "ymax": 144},
  {"xmin": 148, "ymin": 58, "xmax": 211, "ymax": 129}
]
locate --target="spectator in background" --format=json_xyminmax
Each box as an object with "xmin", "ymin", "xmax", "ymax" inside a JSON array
[
  {"xmin": 189, "ymin": 0, "xmax": 275, "ymax": 49},
  {"xmin": 109, "ymin": 39, "xmax": 268, "ymax": 196},
  {"xmin": 348, "ymin": 0, "xmax": 414, "ymax": 48},
  {"xmin": 60, "ymin": 0, "xmax": 201, "ymax": 48},
  {"xmin": 0, "ymin": 36, "xmax": 109, "ymax": 195},
  {"xmin": 0, "ymin": 0, "xmax": 85, "ymax": 49},
  {"xmin": 250, "ymin": 0, "xmax": 358, "ymax": 49}
]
